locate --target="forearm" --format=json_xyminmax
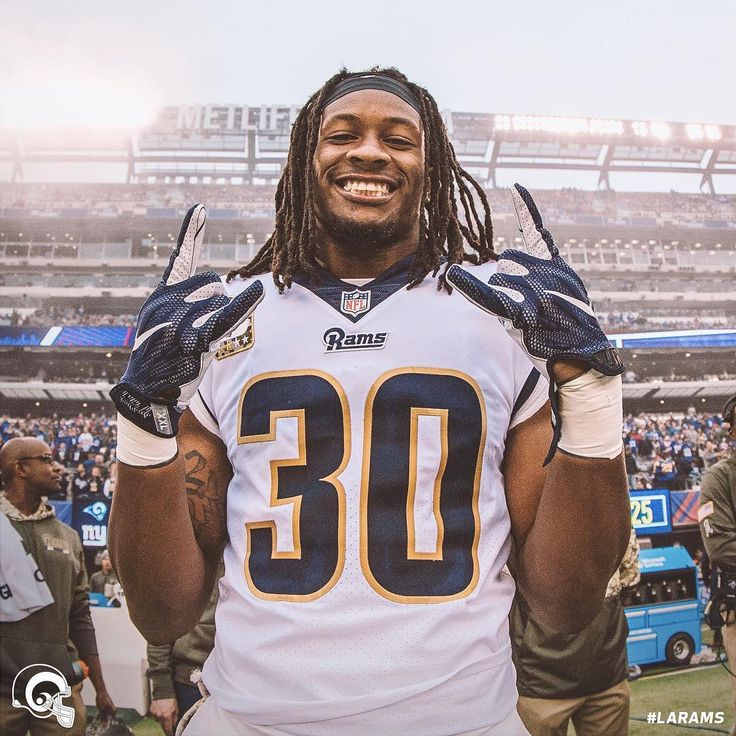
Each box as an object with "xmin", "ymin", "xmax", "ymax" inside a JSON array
[
  {"xmin": 519, "ymin": 450, "xmax": 630, "ymax": 630},
  {"xmin": 85, "ymin": 654, "xmax": 108, "ymax": 694},
  {"xmin": 109, "ymin": 454, "xmax": 212, "ymax": 643}
]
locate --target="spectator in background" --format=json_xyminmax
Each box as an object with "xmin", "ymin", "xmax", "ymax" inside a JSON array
[
  {"xmin": 83, "ymin": 453, "xmax": 107, "ymax": 477},
  {"xmin": 54, "ymin": 441, "xmax": 70, "ymax": 466},
  {"xmin": 89, "ymin": 550, "xmax": 119, "ymax": 600},
  {"xmin": 77, "ymin": 428, "xmax": 94, "ymax": 458},
  {"xmin": 103, "ymin": 463, "xmax": 117, "ymax": 499},
  {"xmin": 511, "ymin": 530, "xmax": 640, "ymax": 736},
  {"xmin": 635, "ymin": 475, "xmax": 653, "ymax": 490},
  {"xmin": 624, "ymin": 446, "xmax": 638, "ymax": 489},
  {"xmin": 0, "ymin": 437, "xmax": 116, "ymax": 734},
  {"xmin": 147, "ymin": 565, "xmax": 221, "ymax": 736},
  {"xmin": 702, "ymin": 440, "xmax": 719, "ymax": 469},
  {"xmin": 652, "ymin": 452, "xmax": 677, "ymax": 490},
  {"xmin": 1, "ymin": 415, "xmax": 118, "ymax": 479},
  {"xmin": 698, "ymin": 395, "xmax": 736, "ymax": 736},
  {"xmin": 676, "ymin": 441, "xmax": 696, "ymax": 488},
  {"xmin": 70, "ymin": 463, "xmax": 90, "ymax": 499},
  {"xmin": 86, "ymin": 467, "xmax": 105, "ymax": 498}
]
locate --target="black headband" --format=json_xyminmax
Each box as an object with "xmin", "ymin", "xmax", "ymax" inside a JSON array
[{"xmin": 321, "ymin": 74, "xmax": 422, "ymax": 115}]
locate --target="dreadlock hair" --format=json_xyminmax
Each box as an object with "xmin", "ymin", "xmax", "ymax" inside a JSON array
[{"xmin": 227, "ymin": 67, "xmax": 497, "ymax": 293}]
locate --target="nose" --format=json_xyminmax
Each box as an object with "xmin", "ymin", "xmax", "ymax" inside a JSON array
[{"xmin": 346, "ymin": 135, "xmax": 391, "ymax": 168}]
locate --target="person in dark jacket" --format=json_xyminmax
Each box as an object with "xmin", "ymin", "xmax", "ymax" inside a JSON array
[
  {"xmin": 146, "ymin": 564, "xmax": 221, "ymax": 736},
  {"xmin": 511, "ymin": 529, "xmax": 640, "ymax": 736},
  {"xmin": 652, "ymin": 451, "xmax": 678, "ymax": 490},
  {"xmin": 699, "ymin": 395, "xmax": 736, "ymax": 736},
  {"xmin": 0, "ymin": 437, "xmax": 116, "ymax": 736},
  {"xmin": 624, "ymin": 446, "xmax": 638, "ymax": 489}
]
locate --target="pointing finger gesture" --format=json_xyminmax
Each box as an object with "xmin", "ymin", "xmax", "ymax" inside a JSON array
[
  {"xmin": 446, "ymin": 184, "xmax": 623, "ymax": 380},
  {"xmin": 110, "ymin": 204, "xmax": 264, "ymax": 437}
]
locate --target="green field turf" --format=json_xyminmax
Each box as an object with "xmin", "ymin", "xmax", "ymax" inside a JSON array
[
  {"xmin": 629, "ymin": 665, "xmax": 732, "ymax": 735},
  {"xmin": 122, "ymin": 661, "xmax": 733, "ymax": 735}
]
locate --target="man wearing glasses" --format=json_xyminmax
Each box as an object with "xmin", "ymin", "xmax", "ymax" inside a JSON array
[{"xmin": 0, "ymin": 437, "xmax": 117, "ymax": 735}]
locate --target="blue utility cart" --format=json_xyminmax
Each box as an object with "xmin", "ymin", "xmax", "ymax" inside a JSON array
[{"xmin": 623, "ymin": 546, "xmax": 701, "ymax": 667}]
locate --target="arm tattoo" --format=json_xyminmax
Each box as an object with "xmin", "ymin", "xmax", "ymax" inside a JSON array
[{"xmin": 184, "ymin": 449, "xmax": 227, "ymax": 553}]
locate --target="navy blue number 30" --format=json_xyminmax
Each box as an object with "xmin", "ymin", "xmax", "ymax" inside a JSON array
[{"xmin": 239, "ymin": 368, "xmax": 485, "ymax": 603}]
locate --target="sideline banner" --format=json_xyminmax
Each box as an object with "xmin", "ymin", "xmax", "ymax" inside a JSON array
[
  {"xmin": 72, "ymin": 497, "xmax": 111, "ymax": 548},
  {"xmin": 49, "ymin": 499, "xmax": 72, "ymax": 526},
  {"xmin": 670, "ymin": 490, "xmax": 700, "ymax": 527}
]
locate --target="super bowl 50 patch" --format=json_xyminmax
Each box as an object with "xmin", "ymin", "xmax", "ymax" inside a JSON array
[{"xmin": 215, "ymin": 316, "xmax": 254, "ymax": 360}]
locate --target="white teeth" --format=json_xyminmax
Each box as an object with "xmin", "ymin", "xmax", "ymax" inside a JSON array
[{"xmin": 341, "ymin": 180, "xmax": 390, "ymax": 196}]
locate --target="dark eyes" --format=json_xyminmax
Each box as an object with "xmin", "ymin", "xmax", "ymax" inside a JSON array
[
  {"xmin": 325, "ymin": 133, "xmax": 416, "ymax": 149},
  {"xmin": 385, "ymin": 137, "xmax": 415, "ymax": 149},
  {"xmin": 327, "ymin": 133, "xmax": 358, "ymax": 143}
]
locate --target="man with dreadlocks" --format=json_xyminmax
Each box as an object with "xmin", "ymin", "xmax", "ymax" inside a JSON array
[{"xmin": 109, "ymin": 68, "xmax": 630, "ymax": 736}]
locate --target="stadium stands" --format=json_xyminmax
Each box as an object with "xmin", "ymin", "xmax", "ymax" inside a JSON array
[
  {"xmin": 622, "ymin": 411, "xmax": 732, "ymax": 490},
  {"xmin": 3, "ymin": 410, "xmax": 729, "ymax": 501},
  {"xmin": 0, "ymin": 105, "xmax": 733, "ymax": 421},
  {"xmin": 1, "ymin": 183, "xmax": 735, "ymax": 226}
]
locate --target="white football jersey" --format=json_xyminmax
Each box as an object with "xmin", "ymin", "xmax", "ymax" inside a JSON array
[{"xmin": 189, "ymin": 258, "xmax": 548, "ymax": 735}]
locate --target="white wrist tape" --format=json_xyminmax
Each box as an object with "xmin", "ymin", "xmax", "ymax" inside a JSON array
[
  {"xmin": 556, "ymin": 370, "xmax": 623, "ymax": 459},
  {"xmin": 116, "ymin": 413, "xmax": 178, "ymax": 467}
]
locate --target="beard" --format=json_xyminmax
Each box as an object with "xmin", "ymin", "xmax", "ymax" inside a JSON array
[
  {"xmin": 319, "ymin": 212, "xmax": 403, "ymax": 253},
  {"xmin": 313, "ymin": 187, "xmax": 421, "ymax": 254}
]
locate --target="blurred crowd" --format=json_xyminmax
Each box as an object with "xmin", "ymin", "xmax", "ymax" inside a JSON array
[
  {"xmin": 597, "ymin": 309, "xmax": 736, "ymax": 331},
  {"xmin": 2, "ymin": 183, "xmax": 735, "ymax": 227},
  {"xmin": 1, "ymin": 411, "xmax": 731, "ymax": 502},
  {"xmin": 3, "ymin": 305, "xmax": 735, "ymax": 332},
  {"xmin": 1, "ymin": 306, "xmax": 137, "ymax": 327},
  {"xmin": 0, "ymin": 414, "xmax": 118, "ymax": 501},
  {"xmin": 622, "ymin": 410, "xmax": 732, "ymax": 490},
  {"xmin": 587, "ymin": 275, "xmax": 735, "ymax": 293}
]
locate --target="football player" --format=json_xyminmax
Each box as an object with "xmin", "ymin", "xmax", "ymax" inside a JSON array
[{"xmin": 109, "ymin": 69, "xmax": 630, "ymax": 736}]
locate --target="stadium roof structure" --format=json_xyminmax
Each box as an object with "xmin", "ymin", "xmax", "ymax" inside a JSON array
[{"xmin": 1, "ymin": 106, "xmax": 735, "ymax": 192}]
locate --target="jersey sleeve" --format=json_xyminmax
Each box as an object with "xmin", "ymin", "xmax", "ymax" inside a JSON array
[
  {"xmin": 508, "ymin": 351, "xmax": 549, "ymax": 431},
  {"xmin": 189, "ymin": 363, "xmax": 221, "ymax": 439}
]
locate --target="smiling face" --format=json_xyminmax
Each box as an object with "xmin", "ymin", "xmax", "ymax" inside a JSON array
[{"xmin": 312, "ymin": 89, "xmax": 424, "ymax": 256}]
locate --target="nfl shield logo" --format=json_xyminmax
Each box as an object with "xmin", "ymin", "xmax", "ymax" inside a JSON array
[{"xmin": 340, "ymin": 289, "xmax": 371, "ymax": 317}]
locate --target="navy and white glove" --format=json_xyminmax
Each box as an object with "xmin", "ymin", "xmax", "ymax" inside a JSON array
[
  {"xmin": 110, "ymin": 205, "xmax": 264, "ymax": 438},
  {"xmin": 446, "ymin": 184, "xmax": 623, "ymax": 381}
]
